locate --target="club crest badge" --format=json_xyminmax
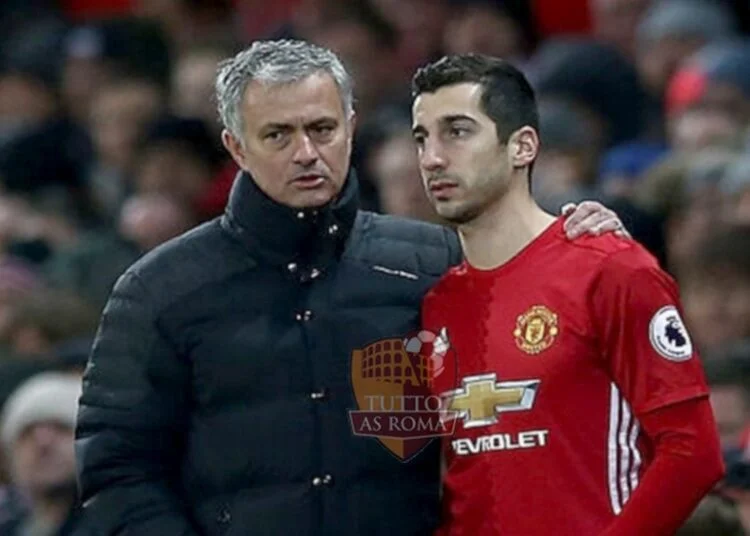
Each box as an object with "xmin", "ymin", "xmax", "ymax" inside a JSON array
[{"xmin": 514, "ymin": 305, "xmax": 559, "ymax": 355}]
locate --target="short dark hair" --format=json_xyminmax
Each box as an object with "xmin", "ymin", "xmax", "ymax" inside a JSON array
[{"xmin": 411, "ymin": 54, "xmax": 539, "ymax": 144}]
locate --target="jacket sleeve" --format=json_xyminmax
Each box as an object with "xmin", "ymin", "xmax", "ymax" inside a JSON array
[{"xmin": 75, "ymin": 271, "xmax": 199, "ymax": 535}]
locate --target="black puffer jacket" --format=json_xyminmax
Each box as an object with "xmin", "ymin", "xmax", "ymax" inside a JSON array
[{"xmin": 75, "ymin": 172, "xmax": 461, "ymax": 536}]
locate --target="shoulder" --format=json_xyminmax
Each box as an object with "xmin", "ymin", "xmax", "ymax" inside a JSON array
[
  {"xmin": 115, "ymin": 218, "xmax": 254, "ymax": 310},
  {"xmin": 356, "ymin": 211, "xmax": 459, "ymax": 251},
  {"xmin": 348, "ymin": 211, "xmax": 462, "ymax": 276},
  {"xmin": 571, "ymin": 235, "xmax": 676, "ymax": 296},
  {"xmin": 566, "ymin": 233, "xmax": 663, "ymax": 277}
]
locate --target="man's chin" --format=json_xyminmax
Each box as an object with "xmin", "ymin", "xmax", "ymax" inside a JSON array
[
  {"xmin": 435, "ymin": 203, "xmax": 478, "ymax": 225},
  {"xmin": 288, "ymin": 186, "xmax": 339, "ymax": 209}
]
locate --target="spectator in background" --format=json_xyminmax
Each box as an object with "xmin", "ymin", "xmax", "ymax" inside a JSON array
[
  {"xmin": 532, "ymin": 97, "xmax": 602, "ymax": 211},
  {"xmin": 0, "ymin": 261, "xmax": 53, "ymax": 447},
  {"xmin": 42, "ymin": 118, "xmax": 214, "ymax": 311},
  {"xmin": 667, "ymin": 42, "xmax": 750, "ymax": 133},
  {"xmin": 0, "ymin": 15, "xmax": 66, "ymax": 148},
  {"xmin": 591, "ymin": 0, "xmax": 652, "ymax": 60},
  {"xmin": 44, "ymin": 194, "xmax": 198, "ymax": 311},
  {"xmin": 720, "ymin": 425, "xmax": 750, "ymax": 534},
  {"xmin": 597, "ymin": 142, "xmax": 668, "ymax": 201},
  {"xmin": 704, "ymin": 356, "xmax": 750, "ymax": 451},
  {"xmin": 270, "ymin": 0, "xmax": 366, "ymax": 42},
  {"xmin": 0, "ymin": 123, "xmax": 94, "ymax": 241},
  {"xmin": 677, "ymin": 493, "xmax": 745, "ymax": 536},
  {"xmin": 369, "ymin": 0, "xmax": 451, "ymax": 72},
  {"xmin": 0, "ymin": 372, "xmax": 91, "ymax": 536},
  {"xmin": 669, "ymin": 103, "xmax": 745, "ymax": 154},
  {"xmin": 0, "ymin": 258, "xmax": 42, "ymax": 352},
  {"xmin": 368, "ymin": 129, "xmax": 437, "ymax": 222},
  {"xmin": 631, "ymin": 152, "xmax": 692, "ymax": 224},
  {"xmin": 720, "ymin": 156, "xmax": 750, "ymax": 225},
  {"xmin": 361, "ymin": 109, "xmax": 437, "ymax": 222},
  {"xmin": 306, "ymin": 0, "xmax": 405, "ymax": 121},
  {"xmin": 133, "ymin": 115, "xmax": 226, "ymax": 220},
  {"xmin": 442, "ymin": 0, "xmax": 530, "ymax": 66},
  {"xmin": 235, "ymin": 0, "xmax": 304, "ymax": 40},
  {"xmin": 0, "ymin": 1, "xmax": 63, "ymax": 48},
  {"xmin": 0, "ymin": 65, "xmax": 58, "ymax": 150},
  {"xmin": 722, "ymin": 468, "xmax": 750, "ymax": 533},
  {"xmin": 635, "ymin": 149, "xmax": 736, "ymax": 271},
  {"xmin": 61, "ymin": 18, "xmax": 171, "ymax": 125},
  {"xmin": 87, "ymin": 77, "xmax": 163, "ymax": 221},
  {"xmin": 635, "ymin": 0, "xmax": 736, "ymax": 99},
  {"xmin": 171, "ymin": 44, "xmax": 234, "ymax": 136},
  {"xmin": 530, "ymin": 97, "xmax": 667, "ymax": 262},
  {"xmin": 680, "ymin": 225, "xmax": 750, "ymax": 355},
  {"xmin": 118, "ymin": 193, "xmax": 197, "ymax": 252},
  {"xmin": 531, "ymin": 38, "xmax": 648, "ymax": 148},
  {"xmin": 133, "ymin": 0, "xmax": 236, "ymax": 53},
  {"xmin": 0, "ymin": 289, "xmax": 99, "ymax": 361}
]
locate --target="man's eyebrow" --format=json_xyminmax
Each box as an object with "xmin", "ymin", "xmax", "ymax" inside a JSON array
[
  {"xmin": 260, "ymin": 122, "xmax": 293, "ymax": 132},
  {"xmin": 440, "ymin": 114, "xmax": 478, "ymax": 125},
  {"xmin": 305, "ymin": 117, "xmax": 339, "ymax": 128},
  {"xmin": 412, "ymin": 114, "xmax": 479, "ymax": 136}
]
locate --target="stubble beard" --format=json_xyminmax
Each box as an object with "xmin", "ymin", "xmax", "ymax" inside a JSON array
[{"xmin": 436, "ymin": 174, "xmax": 509, "ymax": 225}]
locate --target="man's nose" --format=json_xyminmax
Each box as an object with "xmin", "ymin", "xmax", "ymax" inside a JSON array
[
  {"xmin": 293, "ymin": 134, "xmax": 319, "ymax": 167},
  {"xmin": 420, "ymin": 140, "xmax": 447, "ymax": 172}
]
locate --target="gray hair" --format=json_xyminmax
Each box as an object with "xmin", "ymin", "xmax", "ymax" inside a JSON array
[{"xmin": 215, "ymin": 39, "xmax": 355, "ymax": 141}]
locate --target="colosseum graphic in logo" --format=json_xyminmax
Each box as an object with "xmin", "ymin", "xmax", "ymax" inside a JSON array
[{"xmin": 349, "ymin": 329, "xmax": 457, "ymax": 461}]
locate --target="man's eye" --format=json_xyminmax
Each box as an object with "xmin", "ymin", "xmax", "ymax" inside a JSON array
[
  {"xmin": 312, "ymin": 125, "xmax": 334, "ymax": 136},
  {"xmin": 449, "ymin": 127, "xmax": 469, "ymax": 138},
  {"xmin": 266, "ymin": 131, "xmax": 284, "ymax": 141}
]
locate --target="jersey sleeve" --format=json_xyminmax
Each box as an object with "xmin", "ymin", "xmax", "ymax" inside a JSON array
[{"xmin": 590, "ymin": 246, "xmax": 709, "ymax": 416}]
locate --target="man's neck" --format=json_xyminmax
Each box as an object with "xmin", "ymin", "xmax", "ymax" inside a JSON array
[{"xmin": 458, "ymin": 180, "xmax": 555, "ymax": 270}]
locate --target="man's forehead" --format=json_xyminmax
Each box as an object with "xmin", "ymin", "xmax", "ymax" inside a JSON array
[
  {"xmin": 254, "ymin": 108, "xmax": 341, "ymax": 128},
  {"xmin": 242, "ymin": 73, "xmax": 345, "ymax": 126},
  {"xmin": 413, "ymin": 83, "xmax": 484, "ymax": 123}
]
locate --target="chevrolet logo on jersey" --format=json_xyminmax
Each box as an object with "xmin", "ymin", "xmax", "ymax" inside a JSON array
[{"xmin": 441, "ymin": 373, "xmax": 540, "ymax": 428}]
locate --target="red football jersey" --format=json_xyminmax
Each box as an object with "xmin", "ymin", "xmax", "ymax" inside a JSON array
[{"xmin": 422, "ymin": 218, "xmax": 710, "ymax": 536}]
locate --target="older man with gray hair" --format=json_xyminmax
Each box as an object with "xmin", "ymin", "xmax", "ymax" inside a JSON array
[
  {"xmin": 1, "ymin": 372, "xmax": 91, "ymax": 536},
  {"xmin": 75, "ymin": 39, "xmax": 624, "ymax": 535}
]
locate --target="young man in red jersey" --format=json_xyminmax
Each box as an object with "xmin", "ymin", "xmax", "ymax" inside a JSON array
[{"xmin": 411, "ymin": 54, "xmax": 724, "ymax": 536}]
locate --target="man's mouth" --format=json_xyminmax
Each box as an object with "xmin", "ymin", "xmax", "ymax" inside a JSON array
[
  {"xmin": 292, "ymin": 174, "xmax": 326, "ymax": 189},
  {"xmin": 429, "ymin": 181, "xmax": 458, "ymax": 199}
]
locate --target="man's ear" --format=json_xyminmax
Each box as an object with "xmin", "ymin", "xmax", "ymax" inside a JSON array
[
  {"xmin": 347, "ymin": 112, "xmax": 357, "ymax": 149},
  {"xmin": 221, "ymin": 129, "xmax": 249, "ymax": 171},
  {"xmin": 508, "ymin": 126, "xmax": 539, "ymax": 169}
]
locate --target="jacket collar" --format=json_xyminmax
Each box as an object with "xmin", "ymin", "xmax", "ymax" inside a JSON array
[{"xmin": 221, "ymin": 170, "xmax": 359, "ymax": 274}]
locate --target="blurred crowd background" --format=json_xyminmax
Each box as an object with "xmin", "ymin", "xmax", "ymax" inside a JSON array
[{"xmin": 1, "ymin": 0, "xmax": 750, "ymax": 534}]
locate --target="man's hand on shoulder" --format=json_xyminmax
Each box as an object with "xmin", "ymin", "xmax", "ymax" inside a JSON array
[{"xmin": 561, "ymin": 201, "xmax": 631, "ymax": 240}]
